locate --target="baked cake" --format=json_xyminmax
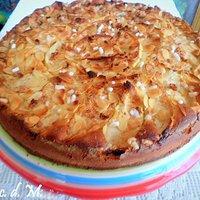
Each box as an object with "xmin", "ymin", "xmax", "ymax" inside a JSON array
[{"xmin": 0, "ymin": 0, "xmax": 199, "ymax": 169}]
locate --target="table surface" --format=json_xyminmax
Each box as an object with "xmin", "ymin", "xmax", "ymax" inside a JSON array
[{"xmin": 0, "ymin": 0, "xmax": 199, "ymax": 199}]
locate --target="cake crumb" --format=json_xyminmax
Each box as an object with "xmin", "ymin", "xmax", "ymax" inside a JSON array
[
  {"xmin": 68, "ymin": 71, "xmax": 74, "ymax": 76},
  {"xmin": 142, "ymin": 139, "xmax": 153, "ymax": 147},
  {"xmin": 0, "ymin": 98, "xmax": 8, "ymax": 104},
  {"xmin": 189, "ymin": 92, "xmax": 198, "ymax": 97},
  {"xmin": 130, "ymin": 108, "xmax": 140, "ymax": 118},
  {"xmin": 11, "ymin": 43, "xmax": 16, "ymax": 49},
  {"xmin": 12, "ymin": 67, "xmax": 20, "ymax": 73},
  {"xmin": 107, "ymin": 87, "xmax": 113, "ymax": 92},
  {"xmin": 97, "ymin": 24, "xmax": 104, "ymax": 34},
  {"xmin": 55, "ymin": 84, "xmax": 65, "ymax": 90},
  {"xmin": 128, "ymin": 137, "xmax": 140, "ymax": 150},
  {"xmin": 100, "ymin": 95, "xmax": 107, "ymax": 100},
  {"xmin": 145, "ymin": 114, "xmax": 152, "ymax": 121},
  {"xmin": 111, "ymin": 120, "xmax": 120, "ymax": 127}
]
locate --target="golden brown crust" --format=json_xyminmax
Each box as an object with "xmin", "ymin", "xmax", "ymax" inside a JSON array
[
  {"xmin": 0, "ymin": 105, "xmax": 199, "ymax": 169},
  {"xmin": 0, "ymin": 0, "xmax": 200, "ymax": 169}
]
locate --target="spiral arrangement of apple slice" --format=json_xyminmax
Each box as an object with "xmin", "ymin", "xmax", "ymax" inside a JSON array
[{"xmin": 0, "ymin": 0, "xmax": 199, "ymax": 150}]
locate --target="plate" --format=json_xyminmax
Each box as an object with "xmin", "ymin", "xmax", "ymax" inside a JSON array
[{"xmin": 0, "ymin": 125, "xmax": 200, "ymax": 198}]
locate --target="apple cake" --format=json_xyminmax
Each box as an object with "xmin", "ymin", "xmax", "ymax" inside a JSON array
[{"xmin": 0, "ymin": 0, "xmax": 199, "ymax": 169}]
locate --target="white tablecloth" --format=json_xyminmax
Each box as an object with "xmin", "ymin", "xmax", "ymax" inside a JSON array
[{"xmin": 0, "ymin": 0, "xmax": 199, "ymax": 199}]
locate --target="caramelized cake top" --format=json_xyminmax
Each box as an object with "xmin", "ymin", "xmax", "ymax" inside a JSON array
[{"xmin": 0, "ymin": 0, "xmax": 199, "ymax": 151}]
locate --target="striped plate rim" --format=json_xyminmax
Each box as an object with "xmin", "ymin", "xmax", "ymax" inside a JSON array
[{"xmin": 0, "ymin": 125, "xmax": 200, "ymax": 187}]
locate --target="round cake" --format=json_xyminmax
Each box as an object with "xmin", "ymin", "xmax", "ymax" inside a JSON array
[{"xmin": 0, "ymin": 0, "xmax": 199, "ymax": 169}]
